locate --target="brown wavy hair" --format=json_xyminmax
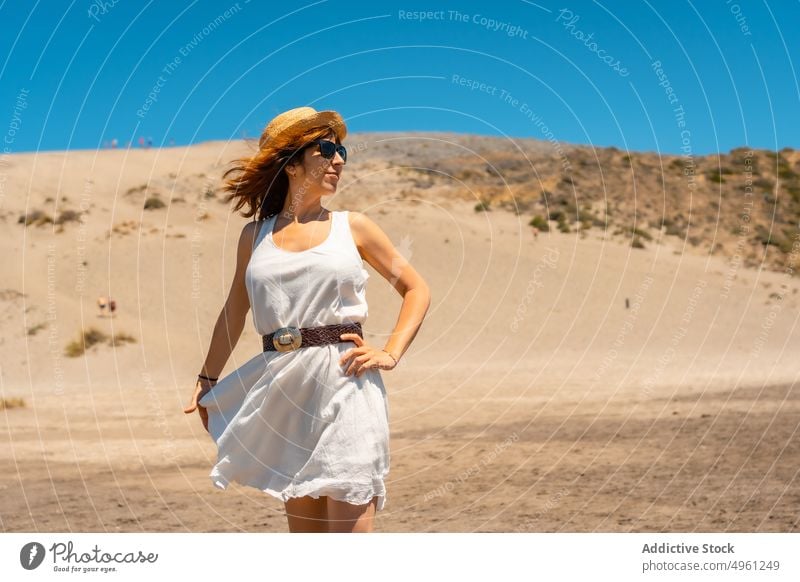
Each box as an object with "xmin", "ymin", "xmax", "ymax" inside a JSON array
[{"xmin": 221, "ymin": 125, "xmax": 341, "ymax": 222}]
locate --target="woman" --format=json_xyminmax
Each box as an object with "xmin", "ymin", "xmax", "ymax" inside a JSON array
[{"xmin": 183, "ymin": 106, "xmax": 431, "ymax": 533}]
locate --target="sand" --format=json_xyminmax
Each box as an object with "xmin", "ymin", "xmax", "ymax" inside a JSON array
[{"xmin": 1, "ymin": 138, "xmax": 798, "ymax": 532}]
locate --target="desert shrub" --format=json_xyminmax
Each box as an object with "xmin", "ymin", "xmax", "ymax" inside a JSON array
[
  {"xmin": 455, "ymin": 169, "xmax": 483, "ymax": 181},
  {"xmin": 632, "ymin": 236, "xmax": 646, "ymax": 249},
  {"xmin": 65, "ymin": 327, "xmax": 108, "ymax": 357},
  {"xmin": 110, "ymin": 332, "xmax": 137, "ymax": 347},
  {"xmin": 529, "ymin": 215, "xmax": 549, "ymax": 231},
  {"xmin": 18, "ymin": 209, "xmax": 53, "ymax": 226},
  {"xmin": 484, "ymin": 164, "xmax": 502, "ymax": 178},
  {"xmin": 777, "ymin": 229, "xmax": 797, "ymax": 253},
  {"xmin": 576, "ymin": 205, "xmax": 593, "ymax": 222},
  {"xmin": 665, "ymin": 224, "xmax": 685, "ymax": 237},
  {"xmin": 616, "ymin": 226, "xmax": 653, "ymax": 241},
  {"xmin": 785, "ymin": 183, "xmax": 800, "ymax": 203},
  {"xmin": 27, "ymin": 322, "xmax": 47, "ymax": 336},
  {"xmin": 65, "ymin": 327, "xmax": 136, "ymax": 356},
  {"xmin": 754, "ymin": 224, "xmax": 781, "ymax": 248},
  {"xmin": 412, "ymin": 177, "xmax": 435, "ymax": 189},
  {"xmin": 474, "ymin": 200, "xmax": 490, "ymax": 212},
  {"xmin": 0, "ymin": 398, "xmax": 26, "ymax": 410},
  {"xmin": 753, "ymin": 177, "xmax": 774, "ymax": 190},
  {"xmin": 56, "ymin": 209, "xmax": 82, "ymax": 224},
  {"xmin": 144, "ymin": 196, "xmax": 166, "ymax": 210}
]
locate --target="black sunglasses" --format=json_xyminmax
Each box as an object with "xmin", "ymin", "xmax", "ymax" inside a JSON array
[{"xmin": 311, "ymin": 139, "xmax": 347, "ymax": 163}]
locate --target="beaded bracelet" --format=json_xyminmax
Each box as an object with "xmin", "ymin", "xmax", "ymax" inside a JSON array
[{"xmin": 198, "ymin": 374, "xmax": 218, "ymax": 382}]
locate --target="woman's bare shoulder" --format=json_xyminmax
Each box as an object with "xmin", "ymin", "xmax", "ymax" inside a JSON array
[
  {"xmin": 238, "ymin": 219, "xmax": 264, "ymax": 257},
  {"xmin": 347, "ymin": 210, "xmax": 396, "ymax": 260},
  {"xmin": 240, "ymin": 219, "xmax": 262, "ymax": 237},
  {"xmin": 346, "ymin": 210, "xmax": 379, "ymax": 248}
]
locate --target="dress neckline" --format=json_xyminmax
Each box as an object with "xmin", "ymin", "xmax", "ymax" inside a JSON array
[{"xmin": 267, "ymin": 210, "xmax": 336, "ymax": 254}]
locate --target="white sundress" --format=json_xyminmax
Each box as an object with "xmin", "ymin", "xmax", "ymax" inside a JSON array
[{"xmin": 198, "ymin": 209, "xmax": 391, "ymax": 511}]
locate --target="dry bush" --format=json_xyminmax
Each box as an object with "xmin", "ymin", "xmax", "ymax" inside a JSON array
[
  {"xmin": 65, "ymin": 327, "xmax": 137, "ymax": 356},
  {"xmin": 0, "ymin": 397, "xmax": 26, "ymax": 410},
  {"xmin": 65, "ymin": 327, "xmax": 108, "ymax": 357},
  {"xmin": 18, "ymin": 209, "xmax": 53, "ymax": 226},
  {"xmin": 27, "ymin": 322, "xmax": 47, "ymax": 336},
  {"xmin": 55, "ymin": 209, "xmax": 82, "ymax": 224},
  {"xmin": 109, "ymin": 332, "xmax": 137, "ymax": 347},
  {"xmin": 144, "ymin": 196, "xmax": 166, "ymax": 210}
]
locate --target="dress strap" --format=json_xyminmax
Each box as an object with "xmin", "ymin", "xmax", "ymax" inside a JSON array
[
  {"xmin": 332, "ymin": 210, "xmax": 349, "ymax": 248},
  {"xmin": 333, "ymin": 209, "xmax": 344, "ymax": 236},
  {"xmin": 253, "ymin": 217, "xmax": 273, "ymax": 251}
]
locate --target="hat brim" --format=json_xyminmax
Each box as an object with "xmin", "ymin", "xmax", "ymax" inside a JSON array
[{"xmin": 264, "ymin": 110, "xmax": 347, "ymax": 149}]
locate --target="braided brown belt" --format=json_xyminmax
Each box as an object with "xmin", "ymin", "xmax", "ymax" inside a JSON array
[{"xmin": 262, "ymin": 322, "xmax": 363, "ymax": 352}]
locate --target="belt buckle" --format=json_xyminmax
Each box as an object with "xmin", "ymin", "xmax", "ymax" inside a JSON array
[{"xmin": 272, "ymin": 326, "xmax": 302, "ymax": 352}]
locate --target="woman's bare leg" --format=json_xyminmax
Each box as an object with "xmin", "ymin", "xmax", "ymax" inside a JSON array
[
  {"xmin": 326, "ymin": 496, "xmax": 378, "ymax": 533},
  {"xmin": 284, "ymin": 496, "xmax": 328, "ymax": 532}
]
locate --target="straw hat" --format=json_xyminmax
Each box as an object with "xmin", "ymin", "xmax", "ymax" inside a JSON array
[{"xmin": 259, "ymin": 106, "xmax": 347, "ymax": 149}]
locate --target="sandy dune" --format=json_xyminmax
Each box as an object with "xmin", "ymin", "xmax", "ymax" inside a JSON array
[{"xmin": 1, "ymin": 136, "xmax": 798, "ymax": 532}]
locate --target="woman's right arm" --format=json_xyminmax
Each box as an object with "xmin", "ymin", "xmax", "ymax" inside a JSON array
[{"xmin": 184, "ymin": 221, "xmax": 259, "ymax": 420}]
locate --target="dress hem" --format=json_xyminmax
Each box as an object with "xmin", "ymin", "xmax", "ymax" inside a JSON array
[{"xmin": 209, "ymin": 471, "xmax": 387, "ymax": 512}]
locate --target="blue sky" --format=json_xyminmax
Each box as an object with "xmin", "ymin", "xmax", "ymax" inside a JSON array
[{"xmin": 1, "ymin": 0, "xmax": 798, "ymax": 155}]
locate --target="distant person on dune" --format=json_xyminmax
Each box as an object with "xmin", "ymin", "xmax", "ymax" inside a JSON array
[
  {"xmin": 97, "ymin": 296, "xmax": 108, "ymax": 316},
  {"xmin": 108, "ymin": 298, "xmax": 116, "ymax": 317}
]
